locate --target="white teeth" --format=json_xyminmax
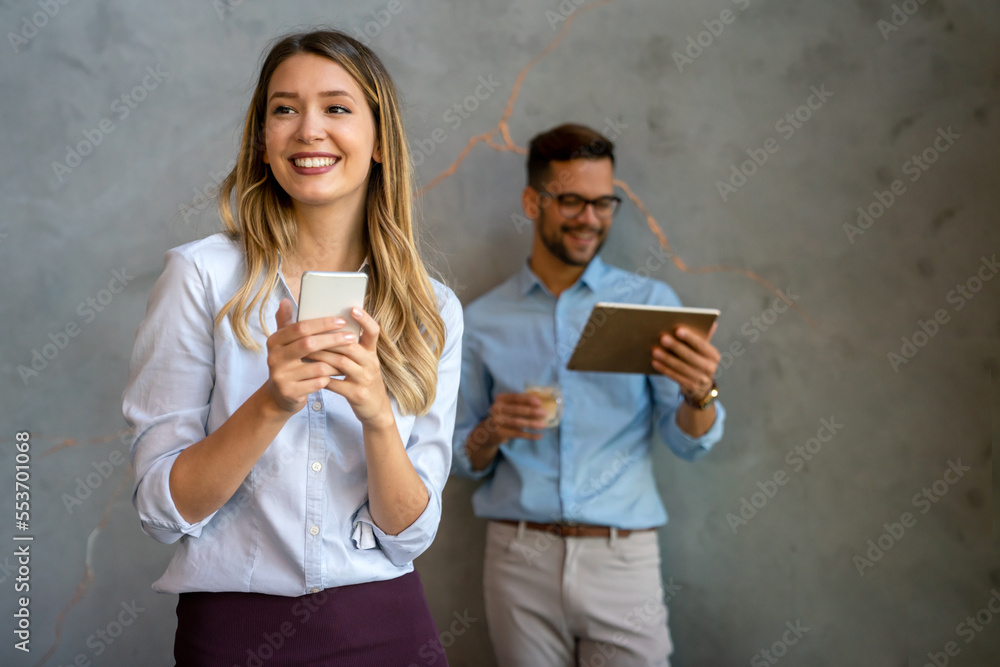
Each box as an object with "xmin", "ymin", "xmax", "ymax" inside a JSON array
[{"xmin": 293, "ymin": 157, "xmax": 338, "ymax": 168}]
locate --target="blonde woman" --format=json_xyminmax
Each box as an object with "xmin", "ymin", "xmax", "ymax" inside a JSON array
[{"xmin": 123, "ymin": 29, "xmax": 460, "ymax": 665}]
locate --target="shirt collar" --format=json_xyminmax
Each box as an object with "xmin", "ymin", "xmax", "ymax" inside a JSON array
[
  {"xmin": 578, "ymin": 255, "xmax": 608, "ymax": 291},
  {"xmin": 276, "ymin": 254, "xmax": 370, "ymax": 274},
  {"xmin": 275, "ymin": 254, "xmax": 371, "ymax": 302},
  {"xmin": 518, "ymin": 255, "xmax": 609, "ymax": 296}
]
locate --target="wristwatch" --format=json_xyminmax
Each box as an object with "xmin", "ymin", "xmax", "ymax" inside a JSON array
[{"xmin": 683, "ymin": 381, "xmax": 718, "ymax": 410}]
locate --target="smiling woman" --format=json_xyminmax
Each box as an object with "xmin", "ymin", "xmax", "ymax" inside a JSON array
[
  {"xmin": 261, "ymin": 54, "xmax": 380, "ymax": 215},
  {"xmin": 122, "ymin": 29, "xmax": 461, "ymax": 666}
]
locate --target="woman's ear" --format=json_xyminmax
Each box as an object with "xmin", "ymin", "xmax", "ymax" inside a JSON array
[{"xmin": 372, "ymin": 139, "xmax": 382, "ymax": 164}]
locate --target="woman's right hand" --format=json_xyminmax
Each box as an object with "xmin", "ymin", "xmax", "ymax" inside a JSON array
[
  {"xmin": 167, "ymin": 298, "xmax": 347, "ymax": 524},
  {"xmin": 264, "ymin": 298, "xmax": 351, "ymax": 414}
]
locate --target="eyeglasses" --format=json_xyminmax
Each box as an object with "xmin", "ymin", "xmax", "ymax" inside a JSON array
[{"xmin": 536, "ymin": 191, "xmax": 622, "ymax": 220}]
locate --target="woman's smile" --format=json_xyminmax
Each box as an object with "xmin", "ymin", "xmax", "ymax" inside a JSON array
[{"xmin": 288, "ymin": 151, "xmax": 341, "ymax": 173}]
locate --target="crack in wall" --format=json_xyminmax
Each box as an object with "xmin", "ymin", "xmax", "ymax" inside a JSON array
[
  {"xmin": 38, "ymin": 429, "xmax": 131, "ymax": 461},
  {"xmin": 21, "ymin": 6, "xmax": 826, "ymax": 660},
  {"xmin": 35, "ymin": 468, "xmax": 132, "ymax": 666},
  {"xmin": 415, "ymin": 0, "xmax": 820, "ymax": 332}
]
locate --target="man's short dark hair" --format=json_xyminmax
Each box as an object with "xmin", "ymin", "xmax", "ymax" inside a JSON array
[{"xmin": 527, "ymin": 123, "xmax": 615, "ymax": 189}]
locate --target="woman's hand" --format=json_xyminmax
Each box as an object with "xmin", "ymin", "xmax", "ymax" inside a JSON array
[
  {"xmin": 264, "ymin": 298, "xmax": 349, "ymax": 414},
  {"xmin": 307, "ymin": 306, "xmax": 394, "ymax": 429}
]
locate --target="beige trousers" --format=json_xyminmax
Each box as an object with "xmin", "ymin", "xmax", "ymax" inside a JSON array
[{"xmin": 483, "ymin": 521, "xmax": 673, "ymax": 667}]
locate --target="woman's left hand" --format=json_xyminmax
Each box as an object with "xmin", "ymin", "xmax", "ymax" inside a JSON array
[{"xmin": 308, "ymin": 307, "xmax": 394, "ymax": 429}]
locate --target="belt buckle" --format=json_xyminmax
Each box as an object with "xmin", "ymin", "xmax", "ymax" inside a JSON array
[{"xmin": 559, "ymin": 520, "xmax": 581, "ymax": 537}]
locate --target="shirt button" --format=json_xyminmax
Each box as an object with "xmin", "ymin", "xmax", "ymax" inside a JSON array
[
  {"xmin": 310, "ymin": 588, "xmax": 320, "ymax": 594},
  {"xmin": 311, "ymin": 461, "xmax": 322, "ymax": 472},
  {"xmin": 309, "ymin": 525, "xmax": 320, "ymax": 536},
  {"xmin": 311, "ymin": 401, "xmax": 322, "ymax": 412}
]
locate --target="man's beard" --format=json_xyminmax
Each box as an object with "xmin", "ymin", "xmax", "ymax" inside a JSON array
[{"xmin": 537, "ymin": 210, "xmax": 607, "ymax": 267}]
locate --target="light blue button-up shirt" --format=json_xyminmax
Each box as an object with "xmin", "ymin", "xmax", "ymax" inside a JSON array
[
  {"xmin": 123, "ymin": 233, "xmax": 462, "ymax": 595},
  {"xmin": 452, "ymin": 256, "xmax": 724, "ymax": 529}
]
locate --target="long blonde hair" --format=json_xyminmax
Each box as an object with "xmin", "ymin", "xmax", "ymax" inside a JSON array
[{"xmin": 215, "ymin": 29, "xmax": 445, "ymax": 415}]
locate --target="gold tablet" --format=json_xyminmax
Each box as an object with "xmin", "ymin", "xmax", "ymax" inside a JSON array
[{"xmin": 566, "ymin": 302, "xmax": 720, "ymax": 374}]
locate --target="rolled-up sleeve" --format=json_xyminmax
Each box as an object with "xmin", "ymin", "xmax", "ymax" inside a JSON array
[
  {"xmin": 450, "ymin": 329, "xmax": 497, "ymax": 480},
  {"xmin": 645, "ymin": 280, "xmax": 726, "ymax": 461},
  {"xmin": 651, "ymin": 374, "xmax": 726, "ymax": 461},
  {"xmin": 352, "ymin": 287, "xmax": 463, "ymax": 566},
  {"xmin": 122, "ymin": 249, "xmax": 219, "ymax": 544}
]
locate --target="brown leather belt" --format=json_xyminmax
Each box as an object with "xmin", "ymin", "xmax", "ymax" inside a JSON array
[{"xmin": 497, "ymin": 519, "xmax": 655, "ymax": 538}]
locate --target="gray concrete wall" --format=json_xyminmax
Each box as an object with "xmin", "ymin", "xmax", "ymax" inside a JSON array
[{"xmin": 1, "ymin": 0, "xmax": 998, "ymax": 665}]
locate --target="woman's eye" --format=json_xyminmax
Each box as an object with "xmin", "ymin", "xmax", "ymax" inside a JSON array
[
  {"xmin": 328, "ymin": 105, "xmax": 350, "ymax": 114},
  {"xmin": 272, "ymin": 105, "xmax": 294, "ymax": 115}
]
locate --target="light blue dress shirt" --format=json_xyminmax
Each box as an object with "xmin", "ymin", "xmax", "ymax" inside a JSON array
[
  {"xmin": 452, "ymin": 256, "xmax": 724, "ymax": 529},
  {"xmin": 122, "ymin": 233, "xmax": 462, "ymax": 595}
]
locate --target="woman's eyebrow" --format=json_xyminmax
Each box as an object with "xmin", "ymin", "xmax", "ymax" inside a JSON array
[{"xmin": 268, "ymin": 89, "xmax": 356, "ymax": 102}]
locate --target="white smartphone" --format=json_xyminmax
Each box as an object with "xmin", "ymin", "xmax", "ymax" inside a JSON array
[{"xmin": 296, "ymin": 271, "xmax": 368, "ymax": 337}]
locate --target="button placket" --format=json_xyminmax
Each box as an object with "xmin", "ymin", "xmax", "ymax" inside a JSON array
[{"xmin": 303, "ymin": 392, "xmax": 326, "ymax": 592}]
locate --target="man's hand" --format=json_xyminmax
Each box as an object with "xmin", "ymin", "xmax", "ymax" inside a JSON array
[
  {"xmin": 652, "ymin": 322, "xmax": 720, "ymax": 403},
  {"xmin": 486, "ymin": 393, "xmax": 549, "ymax": 443},
  {"xmin": 465, "ymin": 393, "xmax": 548, "ymax": 471}
]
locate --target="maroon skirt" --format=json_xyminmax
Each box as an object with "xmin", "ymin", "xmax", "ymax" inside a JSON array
[{"xmin": 173, "ymin": 570, "xmax": 448, "ymax": 667}]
